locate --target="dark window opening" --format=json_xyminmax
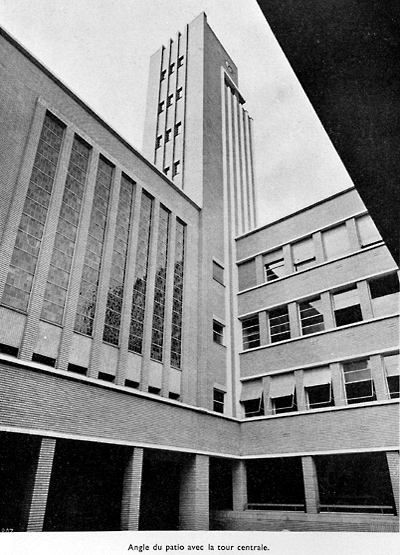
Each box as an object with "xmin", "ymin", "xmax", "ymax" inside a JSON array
[
  {"xmin": 335, "ymin": 305, "xmax": 363, "ymax": 326},
  {"xmin": 0, "ymin": 343, "xmax": 19, "ymax": 357},
  {"xmin": 172, "ymin": 161, "xmax": 180, "ymax": 177},
  {"xmin": 177, "ymin": 87, "xmax": 183, "ymax": 100},
  {"xmin": 273, "ymin": 392, "xmax": 297, "ymax": 415},
  {"xmin": 316, "ymin": 452, "xmax": 396, "ymax": 514},
  {"xmin": 158, "ymin": 101, "xmax": 164, "ymax": 114},
  {"xmin": 333, "ymin": 287, "xmax": 362, "ymax": 327},
  {"xmin": 369, "ymin": 273, "xmax": 400, "ymax": 318},
  {"xmin": 343, "ymin": 360, "xmax": 376, "ymax": 404},
  {"xmin": 265, "ymin": 258, "xmax": 285, "ymax": 282},
  {"xmin": 148, "ymin": 386, "xmax": 161, "ymax": 395},
  {"xmin": 178, "ymin": 56, "xmax": 184, "ymax": 68},
  {"xmin": 125, "ymin": 379, "xmax": 139, "ymax": 389},
  {"xmin": 213, "ymin": 389, "xmax": 225, "ymax": 414},
  {"xmin": 209, "ymin": 458, "xmax": 233, "ymax": 510},
  {"xmin": 247, "ymin": 457, "xmax": 305, "ymax": 511},
  {"xmin": 307, "ymin": 384, "xmax": 334, "ymax": 409},
  {"xmin": 269, "ymin": 306, "xmax": 290, "ymax": 343},
  {"xmin": 160, "ymin": 69, "xmax": 166, "ymax": 81},
  {"xmin": 32, "ymin": 353, "xmax": 56, "ymax": 367},
  {"xmin": 213, "ymin": 320, "xmax": 224, "ymax": 345},
  {"xmin": 156, "ymin": 135, "xmax": 162, "ymax": 148},
  {"xmin": 168, "ymin": 392, "xmax": 180, "ymax": 401},
  {"xmin": 98, "ymin": 372, "xmax": 115, "ymax": 383},
  {"xmin": 167, "ymin": 94, "xmax": 173, "ymax": 107},
  {"xmin": 169, "ymin": 63, "xmax": 175, "ymax": 75},
  {"xmin": 68, "ymin": 363, "xmax": 87, "ymax": 376},
  {"xmin": 243, "ymin": 396, "xmax": 264, "ymax": 418}
]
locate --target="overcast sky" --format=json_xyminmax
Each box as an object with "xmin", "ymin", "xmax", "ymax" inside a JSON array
[{"xmin": 0, "ymin": 0, "xmax": 354, "ymax": 227}]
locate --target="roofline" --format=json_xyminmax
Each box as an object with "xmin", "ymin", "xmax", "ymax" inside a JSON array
[
  {"xmin": 236, "ymin": 186, "xmax": 357, "ymax": 241},
  {"xmin": 0, "ymin": 26, "xmax": 201, "ymax": 212}
]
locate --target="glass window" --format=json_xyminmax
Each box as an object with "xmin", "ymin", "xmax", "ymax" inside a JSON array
[
  {"xmin": 269, "ymin": 306, "xmax": 290, "ymax": 343},
  {"xmin": 156, "ymin": 135, "xmax": 162, "ymax": 148},
  {"xmin": 212, "ymin": 261, "xmax": 224, "ymax": 285},
  {"xmin": 213, "ymin": 389, "xmax": 225, "ymax": 413},
  {"xmin": 167, "ymin": 94, "xmax": 173, "ymax": 107},
  {"xmin": 178, "ymin": 55, "xmax": 184, "ymax": 68},
  {"xmin": 177, "ymin": 87, "xmax": 183, "ymax": 100},
  {"xmin": 299, "ymin": 297, "xmax": 324, "ymax": 335},
  {"xmin": 369, "ymin": 273, "xmax": 399, "ymax": 318},
  {"xmin": 303, "ymin": 367, "xmax": 333, "ymax": 409},
  {"xmin": 169, "ymin": 63, "xmax": 175, "ymax": 75},
  {"xmin": 242, "ymin": 315, "xmax": 260, "ymax": 350},
  {"xmin": 356, "ymin": 214, "xmax": 381, "ymax": 248},
  {"xmin": 332, "ymin": 287, "xmax": 363, "ymax": 327},
  {"xmin": 213, "ymin": 320, "xmax": 224, "ymax": 345},
  {"xmin": 322, "ymin": 224, "xmax": 351, "ymax": 260},
  {"xmin": 160, "ymin": 69, "xmax": 166, "ymax": 81},
  {"xmin": 166, "ymin": 129, "xmax": 171, "ymax": 142},
  {"xmin": 158, "ymin": 101, "xmax": 164, "ymax": 114},
  {"xmin": 241, "ymin": 380, "xmax": 264, "ymax": 417},
  {"xmin": 237, "ymin": 258, "xmax": 256, "ymax": 291},
  {"xmin": 264, "ymin": 249, "xmax": 285, "ymax": 282},
  {"xmin": 174, "ymin": 122, "xmax": 182, "ymax": 136},
  {"xmin": 292, "ymin": 237, "xmax": 316, "ymax": 271},
  {"xmin": 384, "ymin": 354, "xmax": 399, "ymax": 399},
  {"xmin": 173, "ymin": 161, "xmax": 180, "ymax": 176},
  {"xmin": 342, "ymin": 360, "xmax": 376, "ymax": 404},
  {"xmin": 170, "ymin": 220, "xmax": 185, "ymax": 369},
  {"xmin": 269, "ymin": 373, "xmax": 296, "ymax": 414}
]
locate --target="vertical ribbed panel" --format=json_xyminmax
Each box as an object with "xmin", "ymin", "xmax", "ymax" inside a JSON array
[
  {"xmin": 179, "ymin": 454, "xmax": 209, "ymax": 530},
  {"xmin": 26, "ymin": 437, "xmax": 56, "ymax": 532},
  {"xmin": 330, "ymin": 362, "xmax": 346, "ymax": 406},
  {"xmin": 120, "ymin": 447, "xmax": 144, "ymax": 531},
  {"xmin": 295, "ymin": 369, "xmax": 307, "ymax": 411},
  {"xmin": 386, "ymin": 451, "xmax": 399, "ymax": 515},
  {"xmin": 232, "ymin": 459, "xmax": 247, "ymax": 511},
  {"xmin": 301, "ymin": 455, "xmax": 320, "ymax": 514}
]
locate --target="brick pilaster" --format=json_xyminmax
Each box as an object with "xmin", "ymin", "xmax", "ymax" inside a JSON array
[
  {"xmin": 179, "ymin": 454, "xmax": 209, "ymax": 530},
  {"xmin": 331, "ymin": 362, "xmax": 346, "ymax": 406},
  {"xmin": 301, "ymin": 455, "xmax": 319, "ymax": 514},
  {"xmin": 26, "ymin": 437, "xmax": 56, "ymax": 531},
  {"xmin": 295, "ymin": 369, "xmax": 307, "ymax": 411},
  {"xmin": 386, "ymin": 451, "xmax": 399, "ymax": 515},
  {"xmin": 120, "ymin": 447, "xmax": 144, "ymax": 531},
  {"xmin": 370, "ymin": 354, "xmax": 388, "ymax": 401}
]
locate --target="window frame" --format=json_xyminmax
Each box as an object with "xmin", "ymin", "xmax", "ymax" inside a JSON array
[
  {"xmin": 213, "ymin": 320, "xmax": 225, "ymax": 346},
  {"xmin": 242, "ymin": 315, "xmax": 261, "ymax": 350},
  {"xmin": 342, "ymin": 359, "xmax": 376, "ymax": 404},
  {"xmin": 213, "ymin": 388, "xmax": 225, "ymax": 413},
  {"xmin": 269, "ymin": 305, "xmax": 290, "ymax": 343},
  {"xmin": 299, "ymin": 296, "xmax": 325, "ymax": 335}
]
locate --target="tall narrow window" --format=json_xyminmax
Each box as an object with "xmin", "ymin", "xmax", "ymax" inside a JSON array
[
  {"xmin": 2, "ymin": 112, "xmax": 65, "ymax": 312},
  {"xmin": 213, "ymin": 320, "xmax": 224, "ymax": 345},
  {"xmin": 213, "ymin": 389, "xmax": 225, "ymax": 414},
  {"xmin": 332, "ymin": 287, "xmax": 362, "ymax": 327},
  {"xmin": 212, "ymin": 261, "xmax": 224, "ymax": 285},
  {"xmin": 158, "ymin": 101, "xmax": 164, "ymax": 114},
  {"xmin": 165, "ymin": 129, "xmax": 172, "ymax": 143},
  {"xmin": 173, "ymin": 161, "xmax": 180, "ymax": 177},
  {"xmin": 170, "ymin": 221, "xmax": 185, "ymax": 369},
  {"xmin": 178, "ymin": 55, "xmax": 184, "ymax": 68},
  {"xmin": 269, "ymin": 306, "xmax": 290, "ymax": 343},
  {"xmin": 160, "ymin": 69, "xmax": 166, "ymax": 81},
  {"xmin": 177, "ymin": 87, "xmax": 183, "ymax": 100},
  {"xmin": 167, "ymin": 94, "xmax": 173, "ymax": 107},
  {"xmin": 384, "ymin": 354, "xmax": 399, "ymax": 399},
  {"xmin": 129, "ymin": 192, "xmax": 153, "ymax": 354},
  {"xmin": 174, "ymin": 122, "xmax": 182, "ymax": 136},
  {"xmin": 156, "ymin": 135, "xmax": 162, "ymax": 149},
  {"xmin": 356, "ymin": 214, "xmax": 381, "ymax": 248},
  {"xmin": 269, "ymin": 373, "xmax": 297, "ymax": 414},
  {"xmin": 74, "ymin": 157, "xmax": 113, "ymax": 336},
  {"xmin": 369, "ymin": 273, "xmax": 400, "ymax": 318},
  {"xmin": 264, "ymin": 249, "xmax": 285, "ymax": 282},
  {"xmin": 169, "ymin": 63, "xmax": 175, "ymax": 75},
  {"xmin": 242, "ymin": 315, "xmax": 260, "ymax": 350},
  {"xmin": 150, "ymin": 207, "xmax": 169, "ymax": 361},
  {"xmin": 343, "ymin": 360, "xmax": 376, "ymax": 404},
  {"xmin": 292, "ymin": 237, "xmax": 315, "ymax": 271},
  {"xmin": 41, "ymin": 136, "xmax": 90, "ymax": 325},
  {"xmin": 299, "ymin": 297, "xmax": 324, "ymax": 335},
  {"xmin": 103, "ymin": 175, "xmax": 135, "ymax": 345},
  {"xmin": 322, "ymin": 224, "xmax": 351, "ymax": 260}
]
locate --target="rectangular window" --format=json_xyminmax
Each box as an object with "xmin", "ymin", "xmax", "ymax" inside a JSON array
[
  {"xmin": 170, "ymin": 220, "xmax": 185, "ymax": 369},
  {"xmin": 177, "ymin": 87, "xmax": 183, "ymax": 100},
  {"xmin": 2, "ymin": 112, "xmax": 65, "ymax": 313},
  {"xmin": 213, "ymin": 320, "xmax": 224, "ymax": 345},
  {"xmin": 174, "ymin": 122, "xmax": 182, "ymax": 136},
  {"xmin": 74, "ymin": 156, "xmax": 113, "ymax": 336},
  {"xmin": 150, "ymin": 206, "xmax": 170, "ymax": 361},
  {"xmin": 238, "ymin": 258, "xmax": 257, "ymax": 291},
  {"xmin": 369, "ymin": 273, "xmax": 400, "ymax": 318},
  {"xmin": 156, "ymin": 135, "xmax": 162, "ymax": 148},
  {"xmin": 212, "ymin": 261, "xmax": 224, "ymax": 285},
  {"xmin": 303, "ymin": 367, "xmax": 333, "ymax": 409},
  {"xmin": 332, "ymin": 287, "xmax": 362, "ymax": 327},
  {"xmin": 264, "ymin": 249, "xmax": 285, "ymax": 282},
  {"xmin": 241, "ymin": 380, "xmax": 264, "ymax": 417},
  {"xmin": 269, "ymin": 306, "xmax": 290, "ymax": 343},
  {"xmin": 242, "ymin": 315, "xmax": 260, "ymax": 350},
  {"xmin": 178, "ymin": 55, "xmax": 184, "ymax": 68},
  {"xmin": 356, "ymin": 214, "xmax": 381, "ymax": 248},
  {"xmin": 213, "ymin": 389, "xmax": 225, "ymax": 413},
  {"xmin": 292, "ymin": 237, "xmax": 315, "ymax": 271},
  {"xmin": 167, "ymin": 94, "xmax": 173, "ymax": 107},
  {"xmin": 160, "ymin": 69, "xmax": 166, "ymax": 81},
  {"xmin": 322, "ymin": 224, "xmax": 351, "ymax": 260},
  {"xmin": 165, "ymin": 129, "xmax": 172, "ymax": 143},
  {"xmin": 269, "ymin": 373, "xmax": 296, "ymax": 414},
  {"xmin": 384, "ymin": 354, "xmax": 399, "ymax": 399},
  {"xmin": 158, "ymin": 101, "xmax": 164, "ymax": 114},
  {"xmin": 299, "ymin": 297, "xmax": 324, "ymax": 335},
  {"xmin": 169, "ymin": 63, "xmax": 175, "ymax": 75},
  {"xmin": 163, "ymin": 166, "xmax": 170, "ymax": 176},
  {"xmin": 129, "ymin": 192, "xmax": 153, "ymax": 354},
  {"xmin": 41, "ymin": 135, "xmax": 90, "ymax": 325},
  {"xmin": 173, "ymin": 161, "xmax": 180, "ymax": 176},
  {"xmin": 343, "ymin": 360, "xmax": 376, "ymax": 404},
  {"xmin": 103, "ymin": 174, "xmax": 135, "ymax": 346}
]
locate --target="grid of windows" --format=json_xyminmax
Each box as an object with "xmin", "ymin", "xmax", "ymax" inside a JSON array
[
  {"xmin": 299, "ymin": 297, "xmax": 324, "ymax": 335},
  {"xmin": 74, "ymin": 157, "xmax": 113, "ymax": 335},
  {"xmin": 269, "ymin": 306, "xmax": 290, "ymax": 343},
  {"xmin": 2, "ymin": 112, "xmax": 64, "ymax": 312},
  {"xmin": 41, "ymin": 136, "xmax": 90, "ymax": 325},
  {"xmin": 342, "ymin": 360, "xmax": 376, "ymax": 404},
  {"xmin": 170, "ymin": 221, "xmax": 185, "ymax": 368},
  {"xmin": 129, "ymin": 193, "xmax": 153, "ymax": 354},
  {"xmin": 103, "ymin": 175, "xmax": 135, "ymax": 345},
  {"xmin": 150, "ymin": 207, "xmax": 170, "ymax": 361},
  {"xmin": 242, "ymin": 315, "xmax": 260, "ymax": 350}
]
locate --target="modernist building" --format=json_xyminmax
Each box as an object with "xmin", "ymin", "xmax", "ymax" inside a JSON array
[{"xmin": 0, "ymin": 13, "xmax": 398, "ymax": 533}]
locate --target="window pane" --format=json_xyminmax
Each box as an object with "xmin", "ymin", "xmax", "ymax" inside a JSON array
[
  {"xmin": 299, "ymin": 297, "xmax": 324, "ymax": 335},
  {"xmin": 269, "ymin": 306, "xmax": 290, "ymax": 342},
  {"xmin": 242, "ymin": 315, "xmax": 260, "ymax": 350},
  {"xmin": 369, "ymin": 273, "xmax": 400, "ymax": 318}
]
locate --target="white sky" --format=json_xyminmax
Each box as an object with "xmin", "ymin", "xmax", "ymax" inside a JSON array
[{"xmin": 0, "ymin": 0, "xmax": 354, "ymax": 227}]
